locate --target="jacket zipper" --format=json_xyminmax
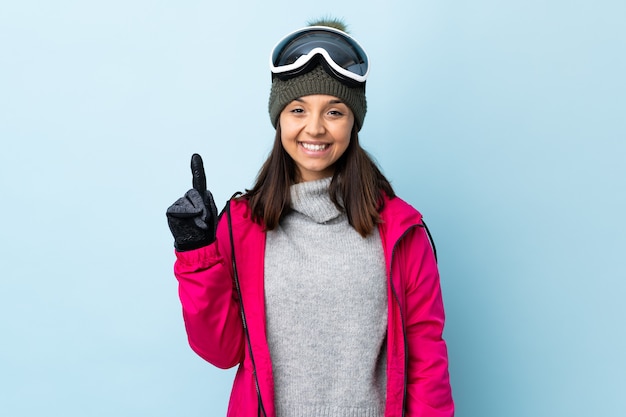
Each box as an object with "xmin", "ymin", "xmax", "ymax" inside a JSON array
[
  {"xmin": 388, "ymin": 225, "xmax": 418, "ymax": 417},
  {"xmin": 226, "ymin": 200, "xmax": 268, "ymax": 417}
]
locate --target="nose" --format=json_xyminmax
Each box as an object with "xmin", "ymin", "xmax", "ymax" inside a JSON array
[{"xmin": 304, "ymin": 113, "xmax": 326, "ymax": 136}]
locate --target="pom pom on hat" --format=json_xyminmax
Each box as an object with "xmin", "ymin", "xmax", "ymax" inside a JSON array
[{"xmin": 306, "ymin": 16, "xmax": 349, "ymax": 32}]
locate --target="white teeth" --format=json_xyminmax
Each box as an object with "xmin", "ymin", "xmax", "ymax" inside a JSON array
[{"xmin": 301, "ymin": 143, "xmax": 328, "ymax": 151}]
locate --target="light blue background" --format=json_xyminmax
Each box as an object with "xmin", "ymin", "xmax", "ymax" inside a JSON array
[{"xmin": 1, "ymin": 1, "xmax": 624, "ymax": 416}]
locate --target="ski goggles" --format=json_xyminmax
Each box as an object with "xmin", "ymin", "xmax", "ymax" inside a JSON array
[{"xmin": 270, "ymin": 26, "xmax": 370, "ymax": 85}]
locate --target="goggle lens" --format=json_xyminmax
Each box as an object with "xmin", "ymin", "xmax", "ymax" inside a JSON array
[{"xmin": 270, "ymin": 27, "xmax": 369, "ymax": 84}]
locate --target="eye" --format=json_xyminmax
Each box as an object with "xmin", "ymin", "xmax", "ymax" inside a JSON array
[
  {"xmin": 285, "ymin": 105, "xmax": 305, "ymax": 114},
  {"xmin": 328, "ymin": 109, "xmax": 344, "ymax": 117}
]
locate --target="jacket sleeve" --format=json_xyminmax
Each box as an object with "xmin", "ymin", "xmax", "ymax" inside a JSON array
[
  {"xmin": 401, "ymin": 225, "xmax": 454, "ymax": 416},
  {"xmin": 173, "ymin": 212, "xmax": 244, "ymax": 369}
]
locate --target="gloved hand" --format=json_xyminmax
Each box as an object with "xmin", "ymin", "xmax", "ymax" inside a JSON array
[{"xmin": 166, "ymin": 153, "xmax": 218, "ymax": 251}]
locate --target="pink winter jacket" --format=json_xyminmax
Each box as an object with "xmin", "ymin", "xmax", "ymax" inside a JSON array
[{"xmin": 174, "ymin": 194, "xmax": 454, "ymax": 417}]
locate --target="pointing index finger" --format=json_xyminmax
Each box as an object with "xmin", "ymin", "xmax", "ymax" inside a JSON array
[{"xmin": 191, "ymin": 153, "xmax": 206, "ymax": 192}]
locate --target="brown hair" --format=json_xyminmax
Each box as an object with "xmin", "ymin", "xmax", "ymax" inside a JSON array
[{"xmin": 244, "ymin": 123, "xmax": 395, "ymax": 237}]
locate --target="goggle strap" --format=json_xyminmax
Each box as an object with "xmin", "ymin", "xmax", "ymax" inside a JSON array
[{"xmin": 271, "ymin": 47, "xmax": 367, "ymax": 84}]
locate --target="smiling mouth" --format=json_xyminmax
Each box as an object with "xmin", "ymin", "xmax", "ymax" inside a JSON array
[{"xmin": 300, "ymin": 142, "xmax": 330, "ymax": 151}]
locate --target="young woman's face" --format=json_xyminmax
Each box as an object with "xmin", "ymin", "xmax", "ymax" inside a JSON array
[{"xmin": 279, "ymin": 94, "xmax": 354, "ymax": 182}]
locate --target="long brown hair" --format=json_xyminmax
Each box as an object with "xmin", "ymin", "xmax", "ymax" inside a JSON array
[{"xmin": 244, "ymin": 123, "xmax": 395, "ymax": 237}]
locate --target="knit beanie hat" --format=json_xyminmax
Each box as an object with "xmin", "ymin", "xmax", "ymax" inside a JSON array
[
  {"xmin": 268, "ymin": 65, "xmax": 367, "ymax": 130},
  {"xmin": 268, "ymin": 24, "xmax": 367, "ymax": 131}
]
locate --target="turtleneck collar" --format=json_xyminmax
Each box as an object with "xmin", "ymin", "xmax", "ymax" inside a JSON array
[{"xmin": 289, "ymin": 177, "xmax": 343, "ymax": 224}]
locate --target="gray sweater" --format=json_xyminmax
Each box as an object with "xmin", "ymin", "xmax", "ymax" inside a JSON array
[{"xmin": 265, "ymin": 177, "xmax": 388, "ymax": 417}]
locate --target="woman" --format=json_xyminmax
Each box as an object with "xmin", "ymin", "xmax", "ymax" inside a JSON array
[{"xmin": 166, "ymin": 19, "xmax": 454, "ymax": 417}]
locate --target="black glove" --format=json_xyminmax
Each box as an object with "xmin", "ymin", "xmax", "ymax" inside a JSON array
[{"xmin": 166, "ymin": 154, "xmax": 218, "ymax": 251}]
